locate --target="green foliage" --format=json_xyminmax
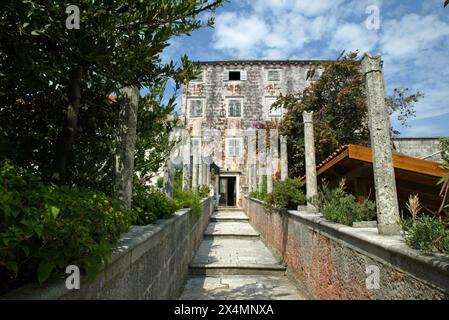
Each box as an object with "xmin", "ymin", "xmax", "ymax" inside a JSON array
[
  {"xmin": 277, "ymin": 52, "xmax": 370, "ymax": 177},
  {"xmin": 311, "ymin": 180, "xmax": 376, "ymax": 226},
  {"xmin": 402, "ymin": 215, "xmax": 449, "ymax": 255},
  {"xmin": 437, "ymin": 138, "xmax": 449, "ymax": 214},
  {"xmin": 131, "ymin": 185, "xmax": 178, "ymax": 225},
  {"xmin": 0, "ymin": 0, "xmax": 223, "ymax": 189},
  {"xmin": 197, "ymin": 185, "xmax": 211, "ymax": 198},
  {"xmin": 174, "ymin": 190, "xmax": 202, "ymax": 219},
  {"xmin": 265, "ymin": 178, "xmax": 306, "ymax": 210},
  {"xmin": 277, "ymin": 51, "xmax": 422, "ymax": 178},
  {"xmin": 386, "ymin": 88, "xmax": 424, "ymax": 133},
  {"xmin": 0, "ymin": 161, "xmax": 133, "ymax": 291},
  {"xmin": 249, "ymin": 176, "xmax": 268, "ymax": 201}
]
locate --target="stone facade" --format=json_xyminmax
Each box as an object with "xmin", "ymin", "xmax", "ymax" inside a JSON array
[
  {"xmin": 244, "ymin": 197, "xmax": 449, "ymax": 300},
  {"xmin": 392, "ymin": 137, "xmax": 444, "ymax": 162},
  {"xmin": 182, "ymin": 60, "xmax": 327, "ymax": 207}
]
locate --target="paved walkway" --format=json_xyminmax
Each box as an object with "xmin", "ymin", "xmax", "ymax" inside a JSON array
[{"xmin": 179, "ymin": 208, "xmax": 309, "ymax": 300}]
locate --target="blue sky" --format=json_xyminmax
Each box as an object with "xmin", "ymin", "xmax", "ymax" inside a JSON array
[{"xmin": 160, "ymin": 0, "xmax": 449, "ymax": 137}]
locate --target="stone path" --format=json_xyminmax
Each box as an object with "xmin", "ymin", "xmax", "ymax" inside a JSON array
[{"xmin": 179, "ymin": 208, "xmax": 309, "ymax": 300}]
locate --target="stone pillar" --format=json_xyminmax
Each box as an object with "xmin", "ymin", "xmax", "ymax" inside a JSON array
[
  {"xmin": 206, "ymin": 166, "xmax": 211, "ymax": 186},
  {"xmin": 251, "ymin": 165, "xmax": 257, "ymax": 191},
  {"xmin": 192, "ymin": 139, "xmax": 199, "ymax": 190},
  {"xmin": 303, "ymin": 111, "xmax": 318, "ymax": 212},
  {"xmin": 280, "ymin": 135, "xmax": 288, "ymax": 181},
  {"xmin": 202, "ymin": 163, "xmax": 207, "ymax": 186},
  {"xmin": 257, "ymin": 129, "xmax": 266, "ymax": 193},
  {"xmin": 163, "ymin": 160, "xmax": 174, "ymax": 198},
  {"xmin": 247, "ymin": 130, "xmax": 257, "ymax": 192},
  {"xmin": 182, "ymin": 134, "xmax": 191, "ymax": 191},
  {"xmin": 198, "ymin": 158, "xmax": 203, "ymax": 187},
  {"xmin": 361, "ymin": 53, "xmax": 401, "ymax": 236},
  {"xmin": 266, "ymin": 148, "xmax": 273, "ymax": 193}
]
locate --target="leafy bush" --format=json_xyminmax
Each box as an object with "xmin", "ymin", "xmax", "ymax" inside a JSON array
[
  {"xmin": 174, "ymin": 190, "xmax": 202, "ymax": 219},
  {"xmin": 0, "ymin": 161, "xmax": 133, "ymax": 293},
  {"xmin": 265, "ymin": 178, "xmax": 305, "ymax": 210},
  {"xmin": 311, "ymin": 180, "xmax": 376, "ymax": 226},
  {"xmin": 197, "ymin": 185, "xmax": 211, "ymax": 198},
  {"xmin": 132, "ymin": 185, "xmax": 179, "ymax": 225},
  {"xmin": 402, "ymin": 215, "xmax": 449, "ymax": 255},
  {"xmin": 249, "ymin": 176, "xmax": 267, "ymax": 201},
  {"xmin": 401, "ymin": 194, "xmax": 449, "ymax": 255}
]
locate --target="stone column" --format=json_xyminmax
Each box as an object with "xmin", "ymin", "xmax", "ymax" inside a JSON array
[
  {"xmin": 247, "ymin": 130, "xmax": 257, "ymax": 192},
  {"xmin": 361, "ymin": 53, "xmax": 401, "ymax": 236},
  {"xmin": 303, "ymin": 111, "xmax": 318, "ymax": 212},
  {"xmin": 280, "ymin": 135, "xmax": 288, "ymax": 181},
  {"xmin": 192, "ymin": 139, "xmax": 199, "ymax": 190},
  {"xmin": 163, "ymin": 160, "xmax": 174, "ymax": 198},
  {"xmin": 198, "ymin": 158, "xmax": 203, "ymax": 187},
  {"xmin": 257, "ymin": 129, "xmax": 266, "ymax": 193},
  {"xmin": 206, "ymin": 166, "xmax": 211, "ymax": 186},
  {"xmin": 182, "ymin": 134, "xmax": 191, "ymax": 191},
  {"xmin": 266, "ymin": 148, "xmax": 273, "ymax": 193}
]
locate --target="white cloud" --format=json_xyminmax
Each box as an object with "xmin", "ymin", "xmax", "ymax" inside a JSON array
[
  {"xmin": 212, "ymin": 12, "xmax": 269, "ymax": 57},
  {"xmin": 380, "ymin": 14, "xmax": 449, "ymax": 61},
  {"xmin": 330, "ymin": 23, "xmax": 379, "ymax": 54}
]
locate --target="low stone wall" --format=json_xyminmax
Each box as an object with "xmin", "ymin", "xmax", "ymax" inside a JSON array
[
  {"xmin": 244, "ymin": 196, "xmax": 449, "ymax": 300},
  {"xmin": 3, "ymin": 197, "xmax": 213, "ymax": 300}
]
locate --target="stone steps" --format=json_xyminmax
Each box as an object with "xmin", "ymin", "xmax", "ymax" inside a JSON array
[{"xmin": 180, "ymin": 208, "xmax": 308, "ymax": 300}]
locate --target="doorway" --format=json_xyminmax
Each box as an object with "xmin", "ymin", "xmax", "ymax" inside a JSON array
[{"xmin": 218, "ymin": 176, "xmax": 237, "ymax": 206}]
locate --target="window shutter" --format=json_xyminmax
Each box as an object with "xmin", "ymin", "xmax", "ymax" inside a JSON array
[
  {"xmin": 236, "ymin": 140, "xmax": 242, "ymax": 157},
  {"xmin": 223, "ymin": 71, "xmax": 229, "ymax": 81},
  {"xmin": 241, "ymin": 70, "xmax": 247, "ymax": 81},
  {"xmin": 227, "ymin": 139, "xmax": 234, "ymax": 157}
]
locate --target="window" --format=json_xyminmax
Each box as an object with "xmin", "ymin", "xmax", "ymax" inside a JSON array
[
  {"xmin": 188, "ymin": 99, "xmax": 204, "ymax": 118},
  {"xmin": 266, "ymin": 96, "xmax": 282, "ymax": 117},
  {"xmin": 224, "ymin": 70, "xmax": 247, "ymax": 81},
  {"xmin": 267, "ymin": 70, "xmax": 280, "ymax": 81},
  {"xmin": 191, "ymin": 71, "xmax": 204, "ymax": 82},
  {"xmin": 227, "ymin": 98, "xmax": 242, "ymax": 118},
  {"xmin": 226, "ymin": 138, "xmax": 243, "ymax": 157},
  {"xmin": 229, "ymin": 71, "xmax": 240, "ymax": 81},
  {"xmin": 306, "ymin": 68, "xmax": 322, "ymax": 81}
]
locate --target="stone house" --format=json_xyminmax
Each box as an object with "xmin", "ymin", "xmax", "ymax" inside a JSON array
[{"xmin": 181, "ymin": 60, "xmax": 327, "ymax": 207}]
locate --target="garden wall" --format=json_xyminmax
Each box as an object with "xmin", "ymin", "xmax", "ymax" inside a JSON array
[
  {"xmin": 244, "ymin": 196, "xmax": 449, "ymax": 300},
  {"xmin": 3, "ymin": 197, "xmax": 213, "ymax": 300}
]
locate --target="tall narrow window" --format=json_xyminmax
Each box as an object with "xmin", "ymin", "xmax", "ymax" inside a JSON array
[
  {"xmin": 266, "ymin": 97, "xmax": 282, "ymax": 117},
  {"xmin": 188, "ymin": 99, "xmax": 204, "ymax": 118},
  {"xmin": 226, "ymin": 138, "xmax": 243, "ymax": 157},
  {"xmin": 227, "ymin": 98, "xmax": 242, "ymax": 117}
]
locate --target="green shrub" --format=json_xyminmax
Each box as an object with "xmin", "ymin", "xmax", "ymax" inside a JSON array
[
  {"xmin": 401, "ymin": 194, "xmax": 449, "ymax": 255},
  {"xmin": 403, "ymin": 215, "xmax": 449, "ymax": 255},
  {"xmin": 197, "ymin": 185, "xmax": 211, "ymax": 198},
  {"xmin": 311, "ymin": 180, "xmax": 376, "ymax": 226},
  {"xmin": 174, "ymin": 190, "xmax": 202, "ymax": 219},
  {"xmin": 0, "ymin": 161, "xmax": 133, "ymax": 292},
  {"xmin": 265, "ymin": 178, "xmax": 305, "ymax": 210},
  {"xmin": 249, "ymin": 176, "xmax": 267, "ymax": 201},
  {"xmin": 132, "ymin": 185, "xmax": 179, "ymax": 225}
]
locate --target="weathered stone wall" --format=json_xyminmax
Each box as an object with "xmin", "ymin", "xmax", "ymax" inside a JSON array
[
  {"xmin": 182, "ymin": 61, "xmax": 326, "ymax": 206},
  {"xmin": 3, "ymin": 197, "xmax": 213, "ymax": 300},
  {"xmin": 392, "ymin": 137, "xmax": 444, "ymax": 162},
  {"xmin": 244, "ymin": 196, "xmax": 449, "ymax": 300}
]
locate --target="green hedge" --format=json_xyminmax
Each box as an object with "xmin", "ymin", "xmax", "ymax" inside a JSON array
[{"xmin": 0, "ymin": 161, "xmax": 134, "ymax": 293}]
